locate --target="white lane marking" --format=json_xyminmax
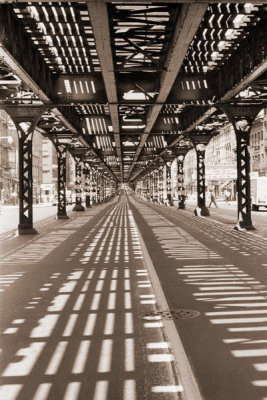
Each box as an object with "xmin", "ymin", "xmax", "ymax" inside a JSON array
[
  {"xmin": 151, "ymin": 385, "xmax": 183, "ymax": 393},
  {"xmin": 148, "ymin": 354, "xmax": 174, "ymax": 362},
  {"xmin": 147, "ymin": 342, "xmax": 169, "ymax": 349},
  {"xmin": 144, "ymin": 322, "xmax": 164, "ymax": 328}
]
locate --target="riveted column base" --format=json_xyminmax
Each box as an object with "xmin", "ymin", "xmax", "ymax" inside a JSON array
[
  {"xmin": 86, "ymin": 196, "xmax": 91, "ymax": 208},
  {"xmin": 234, "ymin": 213, "xmax": 255, "ymax": 231},
  {"xmin": 194, "ymin": 206, "xmax": 210, "ymax": 217},
  {"xmin": 18, "ymin": 225, "xmax": 38, "ymax": 235},
  {"xmin": 57, "ymin": 214, "xmax": 69, "ymax": 220},
  {"xmin": 73, "ymin": 204, "xmax": 85, "ymax": 212}
]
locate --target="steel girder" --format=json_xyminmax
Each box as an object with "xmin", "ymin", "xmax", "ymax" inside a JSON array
[
  {"xmin": 87, "ymin": 1, "xmax": 123, "ymax": 180},
  {"xmin": 6, "ymin": 107, "xmax": 44, "ymax": 234},
  {"xmin": 83, "ymin": 162, "xmax": 92, "ymax": 208},
  {"xmin": 166, "ymin": 164, "xmax": 172, "ymax": 205},
  {"xmin": 127, "ymin": 3, "xmax": 208, "ymax": 179},
  {"xmin": 73, "ymin": 157, "xmax": 85, "ymax": 212},
  {"xmin": 177, "ymin": 156, "xmax": 186, "ymax": 209},
  {"xmin": 1, "ymin": 0, "xmax": 265, "ymax": 3},
  {"xmin": 195, "ymin": 148, "xmax": 209, "ymax": 216},
  {"xmin": 221, "ymin": 105, "xmax": 263, "ymax": 230},
  {"xmin": 0, "ymin": 5, "xmax": 117, "ymax": 180},
  {"xmin": 52, "ymin": 140, "xmax": 70, "ymax": 219}
]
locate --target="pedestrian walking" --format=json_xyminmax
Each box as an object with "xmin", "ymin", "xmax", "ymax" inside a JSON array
[
  {"xmin": 224, "ymin": 189, "xmax": 230, "ymax": 204},
  {"xmin": 208, "ymin": 190, "xmax": 217, "ymax": 208}
]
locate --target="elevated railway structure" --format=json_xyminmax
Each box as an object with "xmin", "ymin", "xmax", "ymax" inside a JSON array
[{"xmin": 0, "ymin": 1, "xmax": 266, "ymax": 233}]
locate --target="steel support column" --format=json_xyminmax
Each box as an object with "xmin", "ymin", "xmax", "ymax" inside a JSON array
[
  {"xmin": 83, "ymin": 162, "xmax": 91, "ymax": 208},
  {"xmin": 158, "ymin": 167, "xmax": 164, "ymax": 204},
  {"xmin": 7, "ymin": 107, "xmax": 45, "ymax": 234},
  {"xmin": 104, "ymin": 178, "xmax": 107, "ymax": 201},
  {"xmin": 222, "ymin": 105, "xmax": 262, "ymax": 230},
  {"xmin": 195, "ymin": 146, "xmax": 210, "ymax": 216},
  {"xmin": 17, "ymin": 130, "xmax": 36, "ymax": 233},
  {"xmin": 177, "ymin": 156, "xmax": 186, "ymax": 209},
  {"xmin": 73, "ymin": 158, "xmax": 85, "ymax": 212},
  {"xmin": 91, "ymin": 169, "xmax": 97, "ymax": 204},
  {"xmin": 54, "ymin": 143, "xmax": 69, "ymax": 219},
  {"xmin": 149, "ymin": 172, "xmax": 154, "ymax": 202},
  {"xmin": 153, "ymin": 170, "xmax": 159, "ymax": 203},
  {"xmin": 96, "ymin": 172, "xmax": 101, "ymax": 204},
  {"xmin": 166, "ymin": 164, "xmax": 173, "ymax": 206}
]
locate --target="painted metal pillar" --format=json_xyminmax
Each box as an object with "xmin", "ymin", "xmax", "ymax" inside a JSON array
[
  {"xmin": 8, "ymin": 108, "xmax": 45, "ymax": 234},
  {"xmin": 166, "ymin": 163, "xmax": 172, "ymax": 206},
  {"xmin": 91, "ymin": 169, "xmax": 97, "ymax": 204},
  {"xmin": 158, "ymin": 167, "xmax": 164, "ymax": 204},
  {"xmin": 73, "ymin": 158, "xmax": 85, "ymax": 211},
  {"xmin": 146, "ymin": 176, "xmax": 149, "ymax": 200},
  {"xmin": 96, "ymin": 172, "xmax": 101, "ymax": 204},
  {"xmin": 102, "ymin": 176, "xmax": 106, "ymax": 202},
  {"xmin": 17, "ymin": 129, "xmax": 36, "ymax": 233},
  {"xmin": 222, "ymin": 105, "xmax": 261, "ymax": 230},
  {"xmin": 54, "ymin": 143, "xmax": 69, "ymax": 219},
  {"xmin": 177, "ymin": 155, "xmax": 186, "ymax": 209},
  {"xmin": 153, "ymin": 169, "xmax": 158, "ymax": 203},
  {"xmin": 195, "ymin": 145, "xmax": 210, "ymax": 216},
  {"xmin": 149, "ymin": 172, "xmax": 154, "ymax": 202},
  {"xmin": 84, "ymin": 162, "xmax": 91, "ymax": 208}
]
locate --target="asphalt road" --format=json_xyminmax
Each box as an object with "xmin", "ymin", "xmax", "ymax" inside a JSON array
[
  {"xmin": 1, "ymin": 200, "xmax": 267, "ymax": 238},
  {"xmin": 1, "ymin": 195, "xmax": 267, "ymax": 400}
]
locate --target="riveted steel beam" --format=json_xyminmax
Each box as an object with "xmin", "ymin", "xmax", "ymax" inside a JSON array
[
  {"xmin": 0, "ymin": 5, "xmax": 117, "ymax": 181},
  {"xmin": 87, "ymin": 1, "xmax": 123, "ymax": 180},
  {"xmin": 1, "ymin": 0, "xmax": 264, "ymax": 3},
  {"xmin": 127, "ymin": 3, "xmax": 208, "ymax": 180}
]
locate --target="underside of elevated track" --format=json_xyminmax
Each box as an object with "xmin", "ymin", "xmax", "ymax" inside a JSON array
[{"xmin": 0, "ymin": 1, "xmax": 266, "ymax": 233}]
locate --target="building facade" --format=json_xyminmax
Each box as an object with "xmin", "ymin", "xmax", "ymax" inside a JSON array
[{"xmin": 184, "ymin": 109, "xmax": 267, "ymax": 199}]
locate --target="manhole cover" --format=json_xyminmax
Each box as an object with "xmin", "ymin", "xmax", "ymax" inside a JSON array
[{"xmin": 145, "ymin": 309, "xmax": 200, "ymax": 320}]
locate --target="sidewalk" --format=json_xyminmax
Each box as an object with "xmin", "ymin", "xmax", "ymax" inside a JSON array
[{"xmin": 0, "ymin": 197, "xmax": 182, "ymax": 400}]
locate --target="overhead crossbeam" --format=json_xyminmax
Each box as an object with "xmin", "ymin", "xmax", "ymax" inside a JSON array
[
  {"xmin": 87, "ymin": 1, "xmax": 123, "ymax": 180},
  {"xmin": 127, "ymin": 3, "xmax": 208, "ymax": 180},
  {"xmin": 0, "ymin": 5, "xmax": 116, "ymax": 180},
  {"xmin": 1, "ymin": 0, "xmax": 264, "ymax": 4}
]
